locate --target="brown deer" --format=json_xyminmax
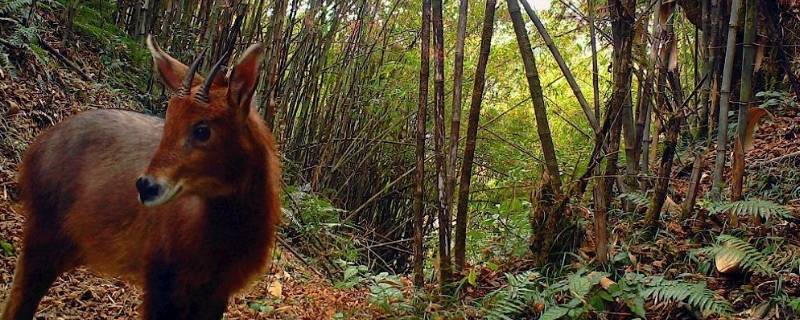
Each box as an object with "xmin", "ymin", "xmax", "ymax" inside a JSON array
[{"xmin": 1, "ymin": 36, "xmax": 281, "ymax": 319}]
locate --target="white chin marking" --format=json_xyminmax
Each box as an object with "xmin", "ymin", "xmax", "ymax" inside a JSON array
[{"xmin": 142, "ymin": 185, "xmax": 181, "ymax": 207}]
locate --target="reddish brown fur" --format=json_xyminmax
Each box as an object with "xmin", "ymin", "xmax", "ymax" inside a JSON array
[{"xmin": 2, "ymin": 41, "xmax": 280, "ymax": 320}]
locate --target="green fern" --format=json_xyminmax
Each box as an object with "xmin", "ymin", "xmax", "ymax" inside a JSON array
[
  {"xmin": 0, "ymin": 0, "xmax": 32, "ymax": 16},
  {"xmin": 11, "ymin": 23, "xmax": 36, "ymax": 43},
  {"xmin": 0, "ymin": 0, "xmax": 45, "ymax": 74},
  {"xmin": 481, "ymin": 272, "xmax": 545, "ymax": 320},
  {"xmin": 642, "ymin": 276, "xmax": 733, "ymax": 316},
  {"xmin": 696, "ymin": 234, "xmax": 776, "ymax": 276},
  {"xmin": 619, "ymin": 192, "xmax": 650, "ymax": 208},
  {"xmin": 709, "ymin": 199, "xmax": 794, "ymax": 222}
]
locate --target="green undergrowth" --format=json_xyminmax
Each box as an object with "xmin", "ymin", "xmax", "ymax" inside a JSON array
[
  {"xmin": 2, "ymin": 0, "xmax": 149, "ymax": 94},
  {"xmin": 279, "ymin": 166, "xmax": 799, "ymax": 319},
  {"xmin": 0, "ymin": 0, "xmax": 51, "ymax": 75},
  {"xmin": 281, "ymin": 185, "xmax": 363, "ymax": 276},
  {"xmin": 61, "ymin": 0, "xmax": 150, "ymax": 91},
  {"xmin": 350, "ymin": 194, "xmax": 798, "ymax": 319}
]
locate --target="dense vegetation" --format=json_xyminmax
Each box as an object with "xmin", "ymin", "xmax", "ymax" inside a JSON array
[{"xmin": 1, "ymin": 0, "xmax": 799, "ymax": 318}]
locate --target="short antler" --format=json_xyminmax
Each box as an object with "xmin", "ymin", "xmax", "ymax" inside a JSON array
[
  {"xmin": 196, "ymin": 48, "xmax": 232, "ymax": 102},
  {"xmin": 179, "ymin": 49, "xmax": 207, "ymax": 97}
]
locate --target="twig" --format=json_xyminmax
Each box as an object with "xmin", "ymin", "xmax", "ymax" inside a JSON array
[{"xmin": 276, "ymin": 236, "xmax": 326, "ymax": 279}]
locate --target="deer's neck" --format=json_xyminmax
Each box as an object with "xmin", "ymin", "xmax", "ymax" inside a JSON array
[{"xmin": 210, "ymin": 118, "xmax": 274, "ymax": 226}]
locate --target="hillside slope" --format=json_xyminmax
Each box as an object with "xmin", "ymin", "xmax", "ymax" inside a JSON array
[{"xmin": 0, "ymin": 5, "xmax": 372, "ymax": 320}]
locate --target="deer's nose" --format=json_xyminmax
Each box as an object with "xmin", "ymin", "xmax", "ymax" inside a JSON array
[{"xmin": 136, "ymin": 175, "xmax": 163, "ymax": 204}]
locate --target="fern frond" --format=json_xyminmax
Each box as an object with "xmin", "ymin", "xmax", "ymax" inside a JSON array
[
  {"xmin": 643, "ymin": 277, "xmax": 732, "ymax": 316},
  {"xmin": 0, "ymin": 0, "xmax": 32, "ymax": 16},
  {"xmin": 619, "ymin": 192, "xmax": 650, "ymax": 208},
  {"xmin": 696, "ymin": 235, "xmax": 776, "ymax": 276},
  {"xmin": 482, "ymin": 272, "xmax": 545, "ymax": 320},
  {"xmin": 711, "ymin": 199, "xmax": 794, "ymax": 222}
]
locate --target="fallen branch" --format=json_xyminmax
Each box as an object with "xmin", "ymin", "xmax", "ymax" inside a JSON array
[
  {"xmin": 276, "ymin": 236, "xmax": 327, "ymax": 279},
  {"xmin": 750, "ymin": 151, "xmax": 800, "ymax": 168},
  {"xmin": 37, "ymin": 36, "xmax": 91, "ymax": 81}
]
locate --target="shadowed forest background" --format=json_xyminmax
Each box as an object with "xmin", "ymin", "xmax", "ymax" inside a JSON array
[{"xmin": 1, "ymin": 0, "xmax": 800, "ymax": 318}]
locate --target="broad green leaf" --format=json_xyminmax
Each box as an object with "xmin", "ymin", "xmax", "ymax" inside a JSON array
[
  {"xmin": 467, "ymin": 269, "xmax": 477, "ymax": 286},
  {"xmin": 247, "ymin": 301, "xmax": 274, "ymax": 313},
  {"xmin": 344, "ymin": 266, "xmax": 359, "ymax": 280},
  {"xmin": 539, "ymin": 305, "xmax": 569, "ymax": 320},
  {"xmin": 569, "ymin": 274, "xmax": 592, "ymax": 298},
  {"xmin": 626, "ymin": 296, "xmax": 646, "ymax": 318},
  {"xmin": 0, "ymin": 241, "xmax": 14, "ymax": 256}
]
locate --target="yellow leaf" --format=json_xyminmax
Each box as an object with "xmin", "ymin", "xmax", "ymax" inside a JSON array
[
  {"xmin": 715, "ymin": 248, "xmax": 741, "ymax": 274},
  {"xmin": 599, "ymin": 277, "xmax": 616, "ymax": 290},
  {"xmin": 268, "ymin": 280, "xmax": 282, "ymax": 298}
]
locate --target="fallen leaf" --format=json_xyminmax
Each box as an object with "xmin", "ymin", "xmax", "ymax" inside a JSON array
[
  {"xmin": 715, "ymin": 247, "xmax": 741, "ymax": 274},
  {"xmin": 268, "ymin": 280, "xmax": 283, "ymax": 298}
]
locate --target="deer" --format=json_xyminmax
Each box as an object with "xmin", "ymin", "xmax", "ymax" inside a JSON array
[{"xmin": 1, "ymin": 36, "xmax": 281, "ymax": 320}]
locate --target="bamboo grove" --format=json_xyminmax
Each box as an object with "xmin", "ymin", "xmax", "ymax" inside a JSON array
[{"xmin": 102, "ymin": 0, "xmax": 800, "ymax": 291}]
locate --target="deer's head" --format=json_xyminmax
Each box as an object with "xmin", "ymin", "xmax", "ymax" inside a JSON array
[{"xmin": 137, "ymin": 36, "xmax": 265, "ymax": 207}]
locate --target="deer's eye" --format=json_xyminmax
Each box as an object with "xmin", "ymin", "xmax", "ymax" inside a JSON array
[{"xmin": 192, "ymin": 122, "xmax": 211, "ymax": 142}]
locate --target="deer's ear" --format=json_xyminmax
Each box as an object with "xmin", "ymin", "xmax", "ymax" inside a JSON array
[
  {"xmin": 146, "ymin": 35, "xmax": 204, "ymax": 92},
  {"xmin": 227, "ymin": 43, "xmax": 264, "ymax": 117}
]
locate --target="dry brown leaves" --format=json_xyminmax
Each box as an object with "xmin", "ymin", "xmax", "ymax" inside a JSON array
[{"xmin": 670, "ymin": 109, "xmax": 800, "ymax": 213}]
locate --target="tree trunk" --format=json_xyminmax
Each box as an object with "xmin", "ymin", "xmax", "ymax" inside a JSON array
[
  {"xmin": 640, "ymin": 101, "xmax": 654, "ymax": 175},
  {"xmin": 263, "ymin": 0, "xmax": 289, "ymax": 128},
  {"xmin": 507, "ymin": 0, "xmax": 566, "ymax": 265},
  {"xmin": 431, "ymin": 0, "xmax": 451, "ymax": 289},
  {"xmin": 706, "ymin": 0, "xmax": 725, "ymax": 142},
  {"xmin": 711, "ymin": 0, "xmax": 742, "ymax": 198},
  {"xmin": 681, "ymin": 156, "xmax": 703, "ymax": 219},
  {"xmin": 621, "ymin": 78, "xmax": 637, "ymax": 193},
  {"xmin": 63, "ymin": 0, "xmax": 79, "ymax": 48},
  {"xmin": 634, "ymin": 4, "xmax": 661, "ymax": 188},
  {"xmin": 413, "ymin": 0, "xmax": 431, "ymax": 288},
  {"xmin": 454, "ymin": 0, "xmax": 496, "ymax": 274},
  {"xmin": 644, "ymin": 8, "xmax": 683, "ymax": 228},
  {"xmin": 644, "ymin": 116, "xmax": 681, "ymax": 227},
  {"xmin": 697, "ymin": 0, "xmax": 712, "ymax": 140},
  {"xmin": 762, "ymin": 0, "xmax": 800, "ymax": 99}
]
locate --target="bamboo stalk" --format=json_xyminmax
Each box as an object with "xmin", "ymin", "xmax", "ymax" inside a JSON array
[
  {"xmin": 431, "ymin": 0, "xmax": 452, "ymax": 289},
  {"xmin": 731, "ymin": 0, "xmax": 757, "ymax": 202},
  {"xmin": 506, "ymin": 0, "xmax": 562, "ymax": 191},
  {"xmin": 711, "ymin": 0, "xmax": 743, "ymax": 198},
  {"xmin": 413, "ymin": 0, "xmax": 431, "ymax": 288},
  {"xmin": 519, "ymin": 0, "xmax": 599, "ymax": 133},
  {"xmin": 447, "ymin": 0, "xmax": 468, "ymax": 274}
]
